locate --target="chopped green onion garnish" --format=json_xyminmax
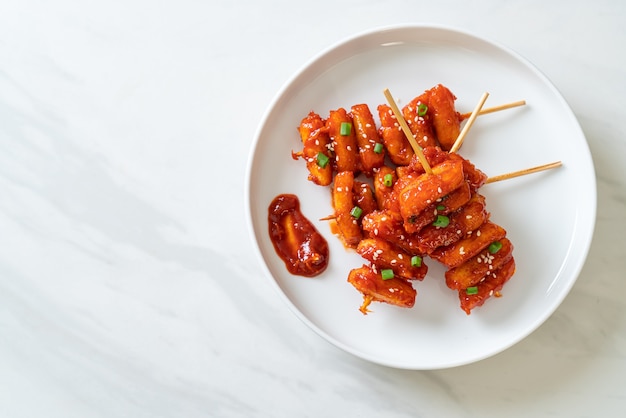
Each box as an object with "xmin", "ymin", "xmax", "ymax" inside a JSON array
[
  {"xmin": 340, "ymin": 122, "xmax": 352, "ymax": 136},
  {"xmin": 411, "ymin": 255, "xmax": 422, "ymax": 267},
  {"xmin": 383, "ymin": 173, "xmax": 393, "ymax": 187},
  {"xmin": 316, "ymin": 152, "xmax": 329, "ymax": 168},
  {"xmin": 381, "ymin": 269, "xmax": 394, "ymax": 280},
  {"xmin": 432, "ymin": 215, "xmax": 450, "ymax": 228},
  {"xmin": 417, "ymin": 103, "xmax": 428, "ymax": 117},
  {"xmin": 350, "ymin": 206, "xmax": 363, "ymax": 219},
  {"xmin": 373, "ymin": 142, "xmax": 384, "ymax": 154},
  {"xmin": 488, "ymin": 241, "xmax": 503, "ymax": 254},
  {"xmin": 436, "ymin": 204, "xmax": 446, "ymax": 211},
  {"xmin": 466, "ymin": 286, "xmax": 478, "ymax": 295}
]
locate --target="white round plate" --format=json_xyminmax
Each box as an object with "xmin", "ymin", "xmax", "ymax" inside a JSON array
[{"xmin": 245, "ymin": 25, "xmax": 596, "ymax": 369}]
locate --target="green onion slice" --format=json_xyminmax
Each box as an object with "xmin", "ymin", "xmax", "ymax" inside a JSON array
[
  {"xmin": 466, "ymin": 286, "xmax": 478, "ymax": 295},
  {"xmin": 316, "ymin": 152, "xmax": 329, "ymax": 168},
  {"xmin": 383, "ymin": 173, "xmax": 393, "ymax": 187},
  {"xmin": 432, "ymin": 215, "xmax": 450, "ymax": 228},
  {"xmin": 381, "ymin": 269, "xmax": 394, "ymax": 280},
  {"xmin": 488, "ymin": 241, "xmax": 503, "ymax": 254},
  {"xmin": 411, "ymin": 255, "xmax": 422, "ymax": 267},
  {"xmin": 373, "ymin": 142, "xmax": 384, "ymax": 154},
  {"xmin": 417, "ymin": 103, "xmax": 428, "ymax": 117},
  {"xmin": 340, "ymin": 122, "xmax": 352, "ymax": 136},
  {"xmin": 350, "ymin": 206, "xmax": 363, "ymax": 219},
  {"xmin": 436, "ymin": 204, "xmax": 446, "ymax": 211}
]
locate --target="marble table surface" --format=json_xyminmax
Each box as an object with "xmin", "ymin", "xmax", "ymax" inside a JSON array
[{"xmin": 1, "ymin": 1, "xmax": 625, "ymax": 417}]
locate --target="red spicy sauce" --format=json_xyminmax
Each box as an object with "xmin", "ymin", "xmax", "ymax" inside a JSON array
[{"xmin": 268, "ymin": 194, "xmax": 329, "ymax": 277}]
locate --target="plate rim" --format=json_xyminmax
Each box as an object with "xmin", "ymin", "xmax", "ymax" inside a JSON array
[{"xmin": 244, "ymin": 23, "xmax": 597, "ymax": 369}]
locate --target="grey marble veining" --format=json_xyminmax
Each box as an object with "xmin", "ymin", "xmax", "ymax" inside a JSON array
[{"xmin": 1, "ymin": 0, "xmax": 626, "ymax": 417}]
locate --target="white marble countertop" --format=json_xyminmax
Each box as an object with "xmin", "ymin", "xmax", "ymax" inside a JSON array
[{"xmin": 1, "ymin": 1, "xmax": 625, "ymax": 416}]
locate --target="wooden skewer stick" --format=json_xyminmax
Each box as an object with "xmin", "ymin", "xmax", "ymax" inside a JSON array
[
  {"xmin": 460, "ymin": 100, "xmax": 526, "ymax": 120},
  {"xmin": 486, "ymin": 161, "xmax": 562, "ymax": 184},
  {"xmin": 318, "ymin": 161, "xmax": 563, "ymax": 222},
  {"xmin": 449, "ymin": 92, "xmax": 490, "ymax": 153},
  {"xmin": 383, "ymin": 88, "xmax": 433, "ymax": 175}
]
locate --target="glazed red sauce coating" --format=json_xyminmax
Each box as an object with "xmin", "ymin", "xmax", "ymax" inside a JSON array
[{"xmin": 268, "ymin": 194, "xmax": 329, "ymax": 277}]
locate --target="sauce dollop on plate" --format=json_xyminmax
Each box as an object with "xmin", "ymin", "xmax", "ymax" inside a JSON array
[{"xmin": 268, "ymin": 194, "xmax": 329, "ymax": 277}]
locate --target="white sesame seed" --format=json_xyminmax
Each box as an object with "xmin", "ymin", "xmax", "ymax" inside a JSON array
[
  {"xmin": 466, "ymin": 215, "xmax": 472, "ymax": 219},
  {"xmin": 459, "ymin": 246, "xmax": 465, "ymax": 255},
  {"xmin": 347, "ymin": 145, "xmax": 352, "ymax": 151},
  {"xmin": 398, "ymin": 254, "xmax": 403, "ymax": 260},
  {"xmin": 391, "ymin": 259, "xmax": 397, "ymax": 265},
  {"xmin": 476, "ymin": 230, "xmax": 481, "ymax": 237},
  {"xmin": 365, "ymin": 123, "xmax": 372, "ymax": 128},
  {"xmin": 437, "ymin": 187, "xmax": 442, "ymax": 194}
]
